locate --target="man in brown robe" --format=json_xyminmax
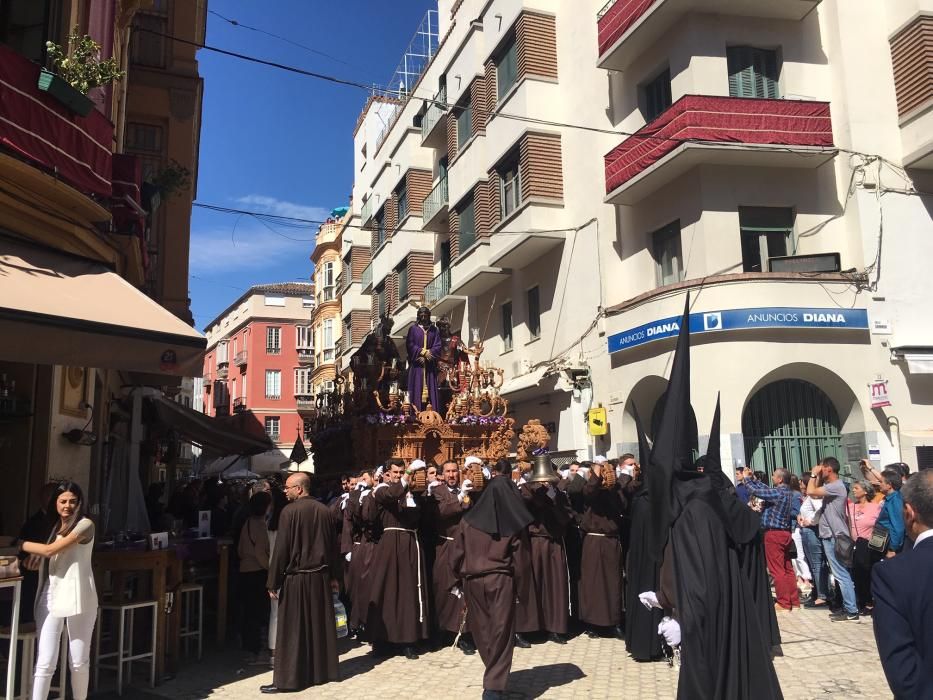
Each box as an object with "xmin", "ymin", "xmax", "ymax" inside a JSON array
[
  {"xmin": 363, "ymin": 457, "xmax": 430, "ymax": 659},
  {"xmin": 519, "ymin": 476, "xmax": 574, "ymax": 643},
  {"xmin": 431, "ymin": 460, "xmax": 475, "ymax": 653},
  {"xmin": 451, "ymin": 474, "xmax": 533, "ymax": 700},
  {"xmin": 262, "ymin": 472, "xmax": 339, "ymax": 694},
  {"xmin": 341, "ymin": 470, "xmax": 375, "ymax": 636},
  {"xmin": 579, "ymin": 461, "xmax": 630, "ymax": 639}
]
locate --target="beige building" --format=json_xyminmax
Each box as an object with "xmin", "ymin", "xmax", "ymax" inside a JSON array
[
  {"xmin": 311, "ymin": 213, "xmax": 347, "ymax": 397},
  {"xmin": 345, "ymin": 0, "xmax": 933, "ymax": 474}
]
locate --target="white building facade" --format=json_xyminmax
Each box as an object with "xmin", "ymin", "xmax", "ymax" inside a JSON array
[{"xmin": 345, "ymin": 0, "xmax": 933, "ymax": 475}]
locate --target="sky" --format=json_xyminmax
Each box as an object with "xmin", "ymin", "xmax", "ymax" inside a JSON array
[{"xmin": 188, "ymin": 0, "xmax": 435, "ymax": 329}]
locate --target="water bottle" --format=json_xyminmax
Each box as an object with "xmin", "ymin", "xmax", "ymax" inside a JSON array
[{"xmin": 333, "ymin": 592, "xmax": 348, "ymax": 638}]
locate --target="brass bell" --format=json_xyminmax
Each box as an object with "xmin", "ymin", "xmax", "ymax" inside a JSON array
[{"xmin": 528, "ymin": 453, "xmax": 559, "ymax": 483}]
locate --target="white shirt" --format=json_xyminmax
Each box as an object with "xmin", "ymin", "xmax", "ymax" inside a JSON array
[
  {"xmin": 42, "ymin": 518, "xmax": 98, "ymax": 617},
  {"xmin": 913, "ymin": 529, "xmax": 933, "ymax": 547}
]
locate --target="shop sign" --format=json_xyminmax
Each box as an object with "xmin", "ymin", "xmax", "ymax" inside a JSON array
[
  {"xmin": 608, "ymin": 307, "xmax": 869, "ymax": 354},
  {"xmin": 869, "ymin": 380, "xmax": 891, "ymax": 409}
]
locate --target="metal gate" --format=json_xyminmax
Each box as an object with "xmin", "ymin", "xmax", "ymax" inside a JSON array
[{"xmin": 742, "ymin": 379, "xmax": 844, "ymax": 477}]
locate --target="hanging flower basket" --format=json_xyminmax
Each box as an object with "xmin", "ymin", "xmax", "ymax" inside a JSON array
[{"xmin": 37, "ymin": 68, "xmax": 94, "ymax": 117}]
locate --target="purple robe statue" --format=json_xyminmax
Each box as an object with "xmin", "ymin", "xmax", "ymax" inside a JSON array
[{"xmin": 406, "ymin": 318, "xmax": 442, "ymax": 412}]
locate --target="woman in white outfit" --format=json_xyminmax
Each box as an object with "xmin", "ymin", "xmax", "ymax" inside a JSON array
[{"xmin": 21, "ymin": 481, "xmax": 98, "ymax": 700}]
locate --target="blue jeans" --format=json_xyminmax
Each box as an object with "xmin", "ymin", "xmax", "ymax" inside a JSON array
[
  {"xmin": 820, "ymin": 537, "xmax": 858, "ymax": 614},
  {"xmin": 800, "ymin": 526, "xmax": 829, "ymax": 601}
]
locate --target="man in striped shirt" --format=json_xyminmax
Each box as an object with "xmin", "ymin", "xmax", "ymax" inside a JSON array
[{"xmin": 741, "ymin": 467, "xmax": 800, "ymax": 611}]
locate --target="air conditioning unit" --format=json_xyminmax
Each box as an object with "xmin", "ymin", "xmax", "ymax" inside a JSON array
[
  {"xmin": 511, "ymin": 360, "xmax": 523, "ymax": 377},
  {"xmin": 768, "ymin": 253, "xmax": 841, "ymax": 274},
  {"xmin": 520, "ymin": 358, "xmax": 532, "ymax": 375}
]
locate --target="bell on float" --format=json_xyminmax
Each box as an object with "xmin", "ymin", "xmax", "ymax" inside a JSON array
[{"xmin": 528, "ymin": 453, "xmax": 558, "ymax": 483}]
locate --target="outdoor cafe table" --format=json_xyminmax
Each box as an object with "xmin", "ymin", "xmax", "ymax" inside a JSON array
[{"xmin": 92, "ymin": 538, "xmax": 230, "ymax": 681}]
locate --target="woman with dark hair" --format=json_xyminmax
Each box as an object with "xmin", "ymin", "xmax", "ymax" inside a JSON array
[
  {"xmin": 847, "ymin": 480, "xmax": 882, "ymax": 613},
  {"xmin": 21, "ymin": 481, "xmax": 98, "ymax": 700},
  {"xmin": 238, "ymin": 491, "xmax": 272, "ymax": 662}
]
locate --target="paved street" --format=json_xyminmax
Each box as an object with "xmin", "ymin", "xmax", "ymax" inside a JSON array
[{"xmin": 115, "ymin": 608, "xmax": 891, "ymax": 699}]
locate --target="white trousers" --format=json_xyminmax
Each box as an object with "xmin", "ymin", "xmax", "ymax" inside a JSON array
[{"xmin": 33, "ymin": 588, "xmax": 97, "ymax": 700}]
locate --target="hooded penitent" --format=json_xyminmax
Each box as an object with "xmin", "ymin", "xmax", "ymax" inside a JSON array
[
  {"xmin": 463, "ymin": 473, "xmax": 533, "ymax": 538},
  {"xmin": 652, "ymin": 296, "xmax": 783, "ymax": 700}
]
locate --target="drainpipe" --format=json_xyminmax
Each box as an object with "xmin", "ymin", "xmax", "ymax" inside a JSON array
[{"xmin": 887, "ymin": 415, "xmax": 902, "ymax": 463}]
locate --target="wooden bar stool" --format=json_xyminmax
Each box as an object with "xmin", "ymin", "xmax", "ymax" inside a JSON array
[
  {"xmin": 0, "ymin": 624, "xmax": 68, "ymax": 700},
  {"xmin": 93, "ymin": 600, "xmax": 158, "ymax": 695},
  {"xmin": 177, "ymin": 583, "xmax": 203, "ymax": 660}
]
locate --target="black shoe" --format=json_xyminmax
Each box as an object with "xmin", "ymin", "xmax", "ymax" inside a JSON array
[
  {"xmin": 514, "ymin": 633, "xmax": 531, "ymax": 649},
  {"xmin": 482, "ymin": 691, "xmax": 504, "ymax": 700},
  {"xmin": 457, "ymin": 637, "xmax": 477, "ymax": 655},
  {"xmin": 547, "ymin": 632, "xmax": 567, "ymax": 645},
  {"xmin": 402, "ymin": 646, "xmax": 419, "ymax": 660},
  {"xmin": 260, "ymin": 685, "xmax": 289, "ymax": 694},
  {"xmin": 371, "ymin": 642, "xmax": 392, "ymax": 658},
  {"xmin": 803, "ymin": 599, "xmax": 828, "ymax": 609},
  {"xmin": 613, "ymin": 625, "xmax": 625, "ymax": 640},
  {"xmin": 829, "ymin": 611, "xmax": 860, "ymax": 623},
  {"xmin": 584, "ymin": 629, "xmax": 600, "ymax": 639}
]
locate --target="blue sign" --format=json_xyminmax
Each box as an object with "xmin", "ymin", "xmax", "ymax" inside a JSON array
[{"xmin": 608, "ymin": 307, "xmax": 869, "ymax": 354}]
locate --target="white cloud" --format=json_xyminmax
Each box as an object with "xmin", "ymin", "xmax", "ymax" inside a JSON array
[
  {"xmin": 235, "ymin": 195, "xmax": 332, "ymax": 222},
  {"xmin": 189, "ymin": 223, "xmax": 311, "ymax": 273}
]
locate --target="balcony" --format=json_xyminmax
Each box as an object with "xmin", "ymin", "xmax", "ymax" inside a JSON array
[
  {"xmin": 233, "ymin": 397, "xmax": 248, "ymax": 414},
  {"xmin": 421, "ymin": 86, "xmax": 448, "ymax": 148},
  {"xmin": 202, "ymin": 371, "xmax": 212, "ymax": 383},
  {"xmin": 296, "ymin": 395, "xmax": 316, "ymax": 415},
  {"xmin": 298, "ymin": 349, "xmax": 316, "ymax": 367},
  {"xmin": 216, "ymin": 363, "xmax": 229, "ymax": 380},
  {"xmin": 234, "ymin": 350, "xmax": 248, "ymax": 367},
  {"xmin": 604, "ymin": 95, "xmax": 835, "ymax": 206},
  {"xmin": 425, "ymin": 268, "xmax": 451, "ymax": 306},
  {"xmin": 0, "ymin": 43, "xmax": 114, "ymax": 199},
  {"xmin": 361, "ymin": 197, "xmax": 376, "ymax": 228},
  {"xmin": 422, "ymin": 176, "xmax": 449, "ymax": 231},
  {"xmin": 491, "ymin": 231, "xmax": 567, "ymax": 270},
  {"xmin": 597, "ymin": 0, "xmax": 820, "ymax": 71},
  {"xmin": 361, "ymin": 262, "xmax": 374, "ymax": 294}
]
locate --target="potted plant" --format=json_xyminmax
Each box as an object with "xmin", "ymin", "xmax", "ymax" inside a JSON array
[
  {"xmin": 142, "ymin": 160, "xmax": 192, "ymax": 213},
  {"xmin": 39, "ymin": 28, "xmax": 124, "ymax": 117}
]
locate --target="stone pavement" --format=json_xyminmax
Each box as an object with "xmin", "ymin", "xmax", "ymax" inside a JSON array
[{"xmin": 110, "ymin": 608, "xmax": 892, "ymax": 699}]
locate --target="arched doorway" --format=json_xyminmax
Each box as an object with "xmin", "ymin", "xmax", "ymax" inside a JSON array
[{"xmin": 742, "ymin": 379, "xmax": 844, "ymax": 476}]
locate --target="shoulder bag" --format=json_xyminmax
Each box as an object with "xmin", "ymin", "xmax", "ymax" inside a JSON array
[{"xmin": 834, "ymin": 501, "xmax": 855, "ymax": 569}]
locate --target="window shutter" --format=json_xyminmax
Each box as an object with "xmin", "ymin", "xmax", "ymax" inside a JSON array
[{"xmin": 727, "ymin": 46, "xmax": 754, "ymax": 98}]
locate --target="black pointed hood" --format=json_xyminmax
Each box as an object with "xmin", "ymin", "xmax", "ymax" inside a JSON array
[
  {"xmin": 463, "ymin": 474, "xmax": 533, "ymax": 538},
  {"xmin": 704, "ymin": 394, "xmax": 724, "ymax": 487},
  {"xmin": 632, "ymin": 403, "xmax": 651, "ymax": 470},
  {"xmin": 288, "ymin": 436, "xmax": 308, "ymax": 465}
]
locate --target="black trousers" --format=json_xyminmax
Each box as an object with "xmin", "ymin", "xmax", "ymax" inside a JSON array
[{"xmin": 239, "ymin": 569, "xmax": 270, "ymax": 654}]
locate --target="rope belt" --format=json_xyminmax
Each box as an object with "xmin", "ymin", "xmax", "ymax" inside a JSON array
[
  {"xmin": 291, "ymin": 564, "xmax": 328, "ymax": 575},
  {"xmin": 585, "ymin": 532, "xmax": 618, "ymax": 538},
  {"xmin": 439, "ymin": 536, "xmax": 454, "ymax": 541},
  {"xmin": 562, "ymin": 536, "xmax": 572, "ymax": 616},
  {"xmin": 384, "ymin": 527, "xmax": 424, "ymax": 623}
]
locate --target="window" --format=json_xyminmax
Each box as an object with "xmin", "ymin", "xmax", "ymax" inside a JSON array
[
  {"xmin": 375, "ymin": 207, "xmax": 387, "ymax": 248},
  {"xmin": 264, "ymin": 295, "xmax": 286, "ymax": 307},
  {"xmin": 396, "ymin": 260, "xmax": 409, "ymax": 302},
  {"xmin": 739, "ymin": 207, "xmax": 794, "ymax": 272},
  {"xmin": 295, "ymin": 368, "xmax": 313, "ymax": 395},
  {"xmin": 0, "ymin": 0, "xmax": 55, "ymax": 63},
  {"xmin": 501, "ymin": 301, "xmax": 513, "ymax": 352},
  {"xmin": 216, "ymin": 342, "xmax": 228, "ymax": 366},
  {"xmin": 375, "ymin": 284, "xmax": 387, "ymax": 320},
  {"xmin": 241, "ymin": 377, "xmax": 247, "ymax": 399},
  {"xmin": 458, "ymin": 196, "xmax": 476, "ymax": 253},
  {"xmin": 652, "ymin": 221, "xmax": 683, "ymax": 287},
  {"xmin": 440, "ymin": 240, "xmax": 451, "ymax": 271},
  {"xmin": 643, "ymin": 68, "xmax": 672, "ymax": 121},
  {"xmin": 264, "ymin": 417, "xmax": 280, "ymax": 441},
  {"xmin": 124, "ymin": 123, "xmax": 164, "ymax": 181},
  {"xmin": 323, "ymin": 319, "xmax": 335, "ymax": 362},
  {"xmin": 499, "ymin": 152, "xmax": 521, "ymax": 218},
  {"xmin": 130, "ymin": 5, "xmax": 168, "ymax": 68},
  {"xmin": 456, "ymin": 95, "xmax": 473, "ymax": 150},
  {"xmin": 296, "ymin": 325, "xmax": 313, "ymax": 350},
  {"xmin": 727, "ymin": 46, "xmax": 779, "ymax": 99},
  {"xmin": 526, "ymin": 287, "xmax": 541, "ymax": 340},
  {"xmin": 266, "ymin": 327, "xmax": 281, "ymax": 354},
  {"xmin": 395, "ymin": 180, "xmax": 409, "ymax": 222},
  {"xmin": 322, "ymin": 261, "xmax": 336, "ymax": 301},
  {"xmin": 302, "ymin": 297, "xmax": 314, "ymax": 308},
  {"xmin": 265, "ymin": 370, "xmax": 282, "ymax": 399},
  {"xmin": 496, "ymin": 35, "xmax": 518, "ymax": 101}
]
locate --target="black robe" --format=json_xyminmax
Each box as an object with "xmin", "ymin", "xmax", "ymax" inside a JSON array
[
  {"xmin": 266, "ymin": 497, "xmax": 339, "ymax": 690},
  {"xmin": 669, "ymin": 477, "xmax": 782, "ymax": 700},
  {"xmin": 624, "ymin": 484, "xmax": 664, "ymax": 661}
]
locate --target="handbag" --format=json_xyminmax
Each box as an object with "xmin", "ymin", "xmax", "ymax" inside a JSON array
[
  {"xmin": 0, "ymin": 555, "xmax": 21, "ymax": 580},
  {"xmin": 834, "ymin": 501, "xmax": 856, "ymax": 568},
  {"xmin": 867, "ymin": 525, "xmax": 890, "ymax": 554}
]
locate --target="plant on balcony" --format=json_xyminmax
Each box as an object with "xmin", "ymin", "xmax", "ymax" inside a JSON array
[
  {"xmin": 40, "ymin": 28, "xmax": 124, "ymax": 116},
  {"xmin": 148, "ymin": 160, "xmax": 192, "ymax": 199}
]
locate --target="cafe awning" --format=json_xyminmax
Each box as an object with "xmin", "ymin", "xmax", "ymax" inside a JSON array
[
  {"xmin": 0, "ymin": 238, "xmax": 205, "ymax": 375},
  {"xmin": 149, "ymin": 396, "xmax": 272, "ymax": 457}
]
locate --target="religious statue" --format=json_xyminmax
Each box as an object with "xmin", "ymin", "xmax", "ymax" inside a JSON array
[
  {"xmin": 351, "ymin": 315, "xmax": 404, "ymax": 412},
  {"xmin": 405, "ymin": 306, "xmax": 442, "ymax": 412},
  {"xmin": 436, "ymin": 315, "xmax": 470, "ymax": 415}
]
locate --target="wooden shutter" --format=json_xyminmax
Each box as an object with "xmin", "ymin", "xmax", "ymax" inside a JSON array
[{"xmin": 728, "ymin": 46, "xmax": 779, "ymax": 98}]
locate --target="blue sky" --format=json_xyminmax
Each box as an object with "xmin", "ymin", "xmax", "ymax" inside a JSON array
[{"xmin": 188, "ymin": 0, "xmax": 435, "ymax": 329}]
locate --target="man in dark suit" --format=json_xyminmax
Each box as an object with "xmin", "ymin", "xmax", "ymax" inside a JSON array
[{"xmin": 872, "ymin": 468, "xmax": 933, "ymax": 699}]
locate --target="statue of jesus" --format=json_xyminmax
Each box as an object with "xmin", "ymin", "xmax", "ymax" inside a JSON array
[{"xmin": 406, "ymin": 306, "xmax": 442, "ymax": 412}]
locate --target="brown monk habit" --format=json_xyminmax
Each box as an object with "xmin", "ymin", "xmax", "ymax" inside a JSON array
[
  {"xmin": 364, "ymin": 480, "xmax": 430, "ymax": 644},
  {"xmin": 519, "ymin": 482, "xmax": 574, "ymax": 634},
  {"xmin": 432, "ymin": 482, "xmax": 468, "ymax": 632},
  {"xmin": 578, "ymin": 470, "xmax": 630, "ymax": 628},
  {"xmin": 266, "ymin": 496, "xmax": 339, "ymax": 690},
  {"xmin": 450, "ymin": 477, "xmax": 532, "ymax": 693},
  {"xmin": 342, "ymin": 487, "xmax": 380, "ymax": 630}
]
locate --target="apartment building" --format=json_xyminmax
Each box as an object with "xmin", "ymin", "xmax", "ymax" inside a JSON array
[
  {"xmin": 311, "ymin": 210, "xmax": 347, "ymax": 397},
  {"xmin": 347, "ymin": 0, "xmax": 933, "ymax": 473},
  {"xmin": 202, "ymin": 283, "xmax": 316, "ymax": 471},
  {"xmin": 0, "ymin": 1, "xmax": 206, "ymax": 527}
]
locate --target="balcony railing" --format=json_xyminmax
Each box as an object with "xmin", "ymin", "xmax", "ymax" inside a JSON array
[
  {"xmin": 421, "ymin": 86, "xmax": 448, "ymax": 144},
  {"xmin": 0, "ymin": 43, "xmax": 114, "ymax": 198},
  {"xmin": 296, "ymin": 396, "xmax": 316, "ymax": 413},
  {"xmin": 234, "ymin": 350, "xmax": 248, "ymax": 366},
  {"xmin": 233, "ymin": 397, "xmax": 248, "ymax": 413},
  {"xmin": 298, "ymin": 349, "xmax": 316, "ymax": 367},
  {"xmin": 604, "ymin": 95, "xmax": 834, "ymax": 197},
  {"xmin": 361, "ymin": 197, "xmax": 375, "ymax": 227},
  {"xmin": 362, "ymin": 262, "xmax": 373, "ymax": 293},
  {"xmin": 422, "ymin": 176, "xmax": 449, "ymax": 228},
  {"xmin": 216, "ymin": 363, "xmax": 229, "ymax": 380},
  {"xmin": 425, "ymin": 268, "xmax": 452, "ymax": 305}
]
